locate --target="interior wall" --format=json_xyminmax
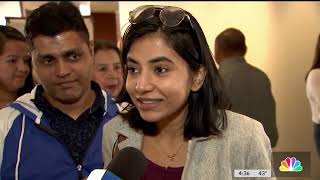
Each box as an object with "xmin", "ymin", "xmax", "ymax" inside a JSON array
[
  {"xmin": 0, "ymin": 1, "xmax": 21, "ymax": 17},
  {"xmin": 118, "ymin": 1, "xmax": 320, "ymax": 178}
]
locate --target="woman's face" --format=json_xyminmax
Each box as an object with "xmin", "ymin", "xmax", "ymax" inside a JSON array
[
  {"xmin": 0, "ymin": 40, "xmax": 30, "ymax": 93},
  {"xmin": 93, "ymin": 49, "xmax": 123, "ymax": 98},
  {"xmin": 126, "ymin": 33, "xmax": 196, "ymax": 124}
]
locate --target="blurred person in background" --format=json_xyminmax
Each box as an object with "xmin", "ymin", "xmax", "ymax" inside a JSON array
[
  {"xmin": 215, "ymin": 27, "xmax": 278, "ymax": 148},
  {"xmin": 306, "ymin": 33, "xmax": 320, "ymax": 156},
  {"xmin": 93, "ymin": 39, "xmax": 124, "ymax": 98},
  {"xmin": 0, "ymin": 25, "xmax": 31, "ymax": 109},
  {"xmin": 93, "ymin": 39, "xmax": 126, "ymax": 112}
]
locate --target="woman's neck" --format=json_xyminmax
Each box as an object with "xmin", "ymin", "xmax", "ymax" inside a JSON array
[
  {"xmin": 142, "ymin": 106, "xmax": 189, "ymax": 168},
  {"xmin": 154, "ymin": 105, "xmax": 188, "ymax": 142},
  {"xmin": 0, "ymin": 89, "xmax": 17, "ymax": 108}
]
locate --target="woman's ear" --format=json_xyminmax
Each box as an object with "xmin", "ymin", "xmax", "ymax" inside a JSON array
[{"xmin": 191, "ymin": 65, "xmax": 207, "ymax": 92}]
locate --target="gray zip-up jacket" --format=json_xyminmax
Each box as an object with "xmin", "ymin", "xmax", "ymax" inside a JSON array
[{"xmin": 102, "ymin": 110, "xmax": 275, "ymax": 180}]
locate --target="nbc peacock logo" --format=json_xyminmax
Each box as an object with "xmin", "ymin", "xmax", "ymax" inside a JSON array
[{"xmin": 279, "ymin": 157, "xmax": 303, "ymax": 172}]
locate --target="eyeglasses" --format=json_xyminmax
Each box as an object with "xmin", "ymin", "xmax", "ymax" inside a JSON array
[{"xmin": 129, "ymin": 5, "xmax": 195, "ymax": 29}]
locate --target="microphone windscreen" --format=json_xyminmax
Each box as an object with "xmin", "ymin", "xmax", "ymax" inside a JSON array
[{"xmin": 106, "ymin": 147, "xmax": 147, "ymax": 180}]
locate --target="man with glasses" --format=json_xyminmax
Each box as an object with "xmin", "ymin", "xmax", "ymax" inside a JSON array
[{"xmin": 0, "ymin": 2, "xmax": 118, "ymax": 180}]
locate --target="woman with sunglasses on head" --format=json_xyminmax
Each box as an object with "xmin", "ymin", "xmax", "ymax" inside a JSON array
[
  {"xmin": 102, "ymin": 5, "xmax": 273, "ymax": 179},
  {"xmin": 0, "ymin": 25, "xmax": 32, "ymax": 109}
]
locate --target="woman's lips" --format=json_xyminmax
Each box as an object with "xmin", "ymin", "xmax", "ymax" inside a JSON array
[{"xmin": 136, "ymin": 97, "xmax": 162, "ymax": 111}]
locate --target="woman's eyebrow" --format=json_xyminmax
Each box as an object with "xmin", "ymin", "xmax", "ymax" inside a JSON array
[{"xmin": 127, "ymin": 56, "xmax": 174, "ymax": 64}]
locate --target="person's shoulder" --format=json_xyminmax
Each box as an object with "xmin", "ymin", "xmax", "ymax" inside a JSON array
[
  {"xmin": 241, "ymin": 64, "xmax": 272, "ymax": 86},
  {"xmin": 0, "ymin": 106, "xmax": 21, "ymax": 131},
  {"xmin": 196, "ymin": 110, "xmax": 270, "ymax": 158},
  {"xmin": 104, "ymin": 115, "xmax": 125, "ymax": 128},
  {"xmin": 308, "ymin": 68, "xmax": 320, "ymax": 76},
  {"xmin": 224, "ymin": 110, "xmax": 265, "ymax": 137},
  {"xmin": 245, "ymin": 63, "xmax": 269, "ymax": 77},
  {"xmin": 307, "ymin": 69, "xmax": 320, "ymax": 85},
  {"xmin": 221, "ymin": 110, "xmax": 271, "ymax": 153},
  {"xmin": 103, "ymin": 114, "xmax": 131, "ymax": 134},
  {"xmin": 0, "ymin": 106, "xmax": 20, "ymax": 118}
]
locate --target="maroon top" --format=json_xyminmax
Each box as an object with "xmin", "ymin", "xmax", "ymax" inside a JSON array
[{"xmin": 141, "ymin": 159, "xmax": 184, "ymax": 180}]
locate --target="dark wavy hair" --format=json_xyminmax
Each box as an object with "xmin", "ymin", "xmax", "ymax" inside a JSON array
[
  {"xmin": 306, "ymin": 34, "xmax": 320, "ymax": 81},
  {"xmin": 118, "ymin": 6, "xmax": 230, "ymax": 139},
  {"xmin": 25, "ymin": 1, "xmax": 89, "ymax": 47}
]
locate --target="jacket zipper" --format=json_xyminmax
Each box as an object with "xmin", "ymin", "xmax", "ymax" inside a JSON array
[
  {"xmin": 36, "ymin": 123, "xmax": 81, "ymax": 179},
  {"xmin": 36, "ymin": 108, "xmax": 108, "ymax": 179},
  {"xmin": 78, "ymin": 112, "xmax": 107, "ymax": 178}
]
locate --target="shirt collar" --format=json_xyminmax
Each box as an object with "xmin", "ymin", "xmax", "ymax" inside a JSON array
[
  {"xmin": 219, "ymin": 56, "xmax": 246, "ymax": 67},
  {"xmin": 32, "ymin": 81, "xmax": 105, "ymax": 114},
  {"xmin": 90, "ymin": 81, "xmax": 105, "ymax": 113}
]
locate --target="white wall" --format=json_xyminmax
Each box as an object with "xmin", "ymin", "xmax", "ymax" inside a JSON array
[
  {"xmin": 0, "ymin": 2, "xmax": 94, "ymax": 40},
  {"xmin": 0, "ymin": 1, "xmax": 21, "ymax": 25},
  {"xmin": 118, "ymin": 1, "xmax": 320, "ymax": 178},
  {"xmin": 0, "ymin": 1, "xmax": 21, "ymax": 17}
]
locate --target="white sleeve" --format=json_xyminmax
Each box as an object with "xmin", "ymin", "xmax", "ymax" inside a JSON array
[
  {"xmin": 0, "ymin": 107, "xmax": 20, "ymax": 171},
  {"xmin": 306, "ymin": 70, "xmax": 320, "ymax": 124}
]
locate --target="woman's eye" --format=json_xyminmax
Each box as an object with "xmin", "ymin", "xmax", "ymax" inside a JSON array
[
  {"xmin": 127, "ymin": 67, "xmax": 139, "ymax": 74},
  {"xmin": 114, "ymin": 64, "xmax": 122, "ymax": 71},
  {"xmin": 7, "ymin": 59, "xmax": 17, "ymax": 64},
  {"xmin": 155, "ymin": 66, "xmax": 168, "ymax": 74},
  {"xmin": 98, "ymin": 67, "xmax": 107, "ymax": 71}
]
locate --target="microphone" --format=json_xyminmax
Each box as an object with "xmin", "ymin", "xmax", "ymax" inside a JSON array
[{"xmin": 87, "ymin": 147, "xmax": 147, "ymax": 180}]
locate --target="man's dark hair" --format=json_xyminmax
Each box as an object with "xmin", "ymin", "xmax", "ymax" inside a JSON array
[
  {"xmin": 0, "ymin": 25, "xmax": 26, "ymax": 54},
  {"xmin": 119, "ymin": 7, "xmax": 230, "ymax": 139},
  {"xmin": 215, "ymin": 27, "xmax": 247, "ymax": 56},
  {"xmin": 24, "ymin": 1, "xmax": 89, "ymax": 46}
]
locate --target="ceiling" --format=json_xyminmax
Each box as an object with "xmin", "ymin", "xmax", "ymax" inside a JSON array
[{"xmin": 21, "ymin": 1, "xmax": 118, "ymax": 17}]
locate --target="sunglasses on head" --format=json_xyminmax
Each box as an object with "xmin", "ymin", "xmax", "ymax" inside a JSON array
[
  {"xmin": 129, "ymin": 5, "xmax": 195, "ymax": 29},
  {"xmin": 127, "ymin": 5, "xmax": 202, "ymax": 64}
]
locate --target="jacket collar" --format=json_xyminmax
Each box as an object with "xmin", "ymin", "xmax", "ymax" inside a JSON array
[
  {"xmin": 219, "ymin": 56, "xmax": 246, "ymax": 67},
  {"xmin": 115, "ymin": 119, "xmax": 219, "ymax": 150},
  {"xmin": 116, "ymin": 120, "xmax": 144, "ymax": 150},
  {"xmin": 9, "ymin": 83, "xmax": 115, "ymax": 124}
]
